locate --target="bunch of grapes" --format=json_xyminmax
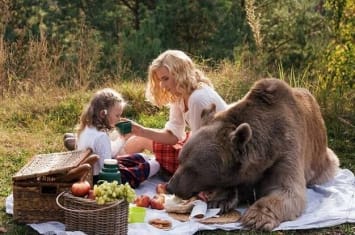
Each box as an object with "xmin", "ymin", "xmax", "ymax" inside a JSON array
[{"xmin": 93, "ymin": 181, "xmax": 136, "ymax": 205}]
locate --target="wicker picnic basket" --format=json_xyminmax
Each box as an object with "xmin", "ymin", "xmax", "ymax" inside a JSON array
[
  {"xmin": 12, "ymin": 149, "xmax": 93, "ymax": 223},
  {"xmin": 56, "ymin": 192, "xmax": 129, "ymax": 235}
]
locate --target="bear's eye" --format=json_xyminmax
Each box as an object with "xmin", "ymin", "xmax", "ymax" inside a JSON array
[{"xmin": 185, "ymin": 165, "xmax": 198, "ymax": 178}]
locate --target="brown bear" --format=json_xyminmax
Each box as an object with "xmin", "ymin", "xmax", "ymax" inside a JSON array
[{"xmin": 166, "ymin": 78, "xmax": 339, "ymax": 231}]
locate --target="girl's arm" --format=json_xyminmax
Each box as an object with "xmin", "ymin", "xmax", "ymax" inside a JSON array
[{"xmin": 92, "ymin": 135, "xmax": 112, "ymax": 174}]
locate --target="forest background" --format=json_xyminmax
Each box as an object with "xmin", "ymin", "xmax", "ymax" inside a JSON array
[{"xmin": 0, "ymin": 0, "xmax": 354, "ymax": 234}]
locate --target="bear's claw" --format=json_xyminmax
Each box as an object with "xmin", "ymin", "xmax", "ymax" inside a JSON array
[{"xmin": 240, "ymin": 204, "xmax": 280, "ymax": 231}]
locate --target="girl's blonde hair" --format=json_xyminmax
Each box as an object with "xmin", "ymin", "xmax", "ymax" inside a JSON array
[
  {"xmin": 76, "ymin": 88, "xmax": 125, "ymax": 136},
  {"xmin": 146, "ymin": 50, "xmax": 212, "ymax": 107}
]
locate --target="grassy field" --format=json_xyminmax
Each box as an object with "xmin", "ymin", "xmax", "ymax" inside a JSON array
[{"xmin": 0, "ymin": 76, "xmax": 354, "ymax": 234}]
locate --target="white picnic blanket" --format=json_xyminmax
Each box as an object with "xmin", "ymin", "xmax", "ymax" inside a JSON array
[{"xmin": 6, "ymin": 168, "xmax": 355, "ymax": 235}]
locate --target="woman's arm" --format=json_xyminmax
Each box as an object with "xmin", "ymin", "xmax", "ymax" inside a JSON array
[
  {"xmin": 131, "ymin": 122, "xmax": 179, "ymax": 145},
  {"xmin": 92, "ymin": 135, "xmax": 112, "ymax": 174},
  {"xmin": 121, "ymin": 125, "xmax": 178, "ymax": 154}
]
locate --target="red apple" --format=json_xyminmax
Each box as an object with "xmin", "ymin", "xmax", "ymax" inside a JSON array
[
  {"xmin": 150, "ymin": 194, "xmax": 165, "ymax": 210},
  {"xmin": 71, "ymin": 180, "xmax": 91, "ymax": 197},
  {"xmin": 87, "ymin": 189, "xmax": 95, "ymax": 200},
  {"xmin": 156, "ymin": 183, "xmax": 167, "ymax": 194},
  {"xmin": 134, "ymin": 195, "xmax": 151, "ymax": 208}
]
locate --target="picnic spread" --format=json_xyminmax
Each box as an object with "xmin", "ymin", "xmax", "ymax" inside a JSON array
[{"xmin": 6, "ymin": 149, "xmax": 355, "ymax": 235}]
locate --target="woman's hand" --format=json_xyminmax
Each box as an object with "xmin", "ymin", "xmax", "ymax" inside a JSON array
[{"xmin": 129, "ymin": 119, "xmax": 145, "ymax": 136}]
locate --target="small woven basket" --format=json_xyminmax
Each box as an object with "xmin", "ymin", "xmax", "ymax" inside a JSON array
[{"xmin": 56, "ymin": 192, "xmax": 128, "ymax": 235}]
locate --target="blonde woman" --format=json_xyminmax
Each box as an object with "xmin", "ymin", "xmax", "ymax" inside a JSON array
[{"xmin": 122, "ymin": 50, "xmax": 227, "ymax": 177}]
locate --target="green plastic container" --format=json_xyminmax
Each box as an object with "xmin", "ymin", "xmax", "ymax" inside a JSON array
[{"xmin": 98, "ymin": 159, "xmax": 121, "ymax": 183}]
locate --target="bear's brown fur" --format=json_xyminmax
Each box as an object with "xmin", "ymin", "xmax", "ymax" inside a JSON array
[{"xmin": 167, "ymin": 78, "xmax": 339, "ymax": 231}]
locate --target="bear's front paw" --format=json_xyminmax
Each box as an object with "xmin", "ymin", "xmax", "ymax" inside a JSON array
[{"xmin": 240, "ymin": 203, "xmax": 280, "ymax": 231}]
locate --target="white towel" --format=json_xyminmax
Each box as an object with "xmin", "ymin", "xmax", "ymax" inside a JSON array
[
  {"xmin": 6, "ymin": 168, "xmax": 355, "ymax": 235},
  {"xmin": 129, "ymin": 168, "xmax": 355, "ymax": 234}
]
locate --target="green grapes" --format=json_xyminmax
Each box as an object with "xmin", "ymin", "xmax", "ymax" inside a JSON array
[{"xmin": 93, "ymin": 181, "xmax": 136, "ymax": 205}]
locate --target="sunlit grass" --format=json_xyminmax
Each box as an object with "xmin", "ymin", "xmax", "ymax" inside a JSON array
[{"xmin": 0, "ymin": 63, "xmax": 353, "ymax": 234}]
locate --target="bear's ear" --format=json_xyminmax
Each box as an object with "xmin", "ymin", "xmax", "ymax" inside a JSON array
[
  {"xmin": 251, "ymin": 79, "xmax": 279, "ymax": 105},
  {"xmin": 201, "ymin": 103, "xmax": 216, "ymax": 126},
  {"xmin": 230, "ymin": 123, "xmax": 252, "ymax": 147}
]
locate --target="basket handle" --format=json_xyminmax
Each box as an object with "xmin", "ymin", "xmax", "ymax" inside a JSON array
[{"xmin": 56, "ymin": 191, "xmax": 124, "ymax": 213}]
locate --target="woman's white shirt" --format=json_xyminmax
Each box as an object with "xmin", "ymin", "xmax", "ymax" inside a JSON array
[
  {"xmin": 165, "ymin": 85, "xmax": 227, "ymax": 140},
  {"xmin": 77, "ymin": 126, "xmax": 111, "ymax": 175}
]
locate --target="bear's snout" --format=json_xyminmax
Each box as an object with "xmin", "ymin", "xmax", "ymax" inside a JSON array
[
  {"xmin": 166, "ymin": 182, "xmax": 174, "ymax": 195},
  {"xmin": 166, "ymin": 176, "xmax": 197, "ymax": 199}
]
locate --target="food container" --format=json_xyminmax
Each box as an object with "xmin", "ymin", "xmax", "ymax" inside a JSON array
[
  {"xmin": 12, "ymin": 149, "xmax": 93, "ymax": 223},
  {"xmin": 98, "ymin": 159, "xmax": 121, "ymax": 183}
]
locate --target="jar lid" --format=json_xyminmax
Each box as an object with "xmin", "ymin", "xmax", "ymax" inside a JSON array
[{"xmin": 104, "ymin": 159, "xmax": 118, "ymax": 165}]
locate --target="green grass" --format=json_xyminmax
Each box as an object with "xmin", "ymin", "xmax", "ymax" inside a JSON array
[{"xmin": 0, "ymin": 77, "xmax": 354, "ymax": 234}]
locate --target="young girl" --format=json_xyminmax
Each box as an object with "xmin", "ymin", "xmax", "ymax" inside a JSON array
[
  {"xmin": 121, "ymin": 50, "xmax": 228, "ymax": 178},
  {"xmin": 75, "ymin": 88, "xmax": 159, "ymax": 187}
]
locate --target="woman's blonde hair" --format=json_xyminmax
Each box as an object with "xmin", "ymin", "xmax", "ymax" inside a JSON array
[
  {"xmin": 146, "ymin": 50, "xmax": 212, "ymax": 107},
  {"xmin": 76, "ymin": 88, "xmax": 125, "ymax": 136}
]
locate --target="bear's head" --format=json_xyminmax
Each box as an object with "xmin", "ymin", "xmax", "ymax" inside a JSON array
[
  {"xmin": 167, "ymin": 103, "xmax": 256, "ymax": 199},
  {"xmin": 167, "ymin": 79, "xmax": 294, "ymax": 200}
]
